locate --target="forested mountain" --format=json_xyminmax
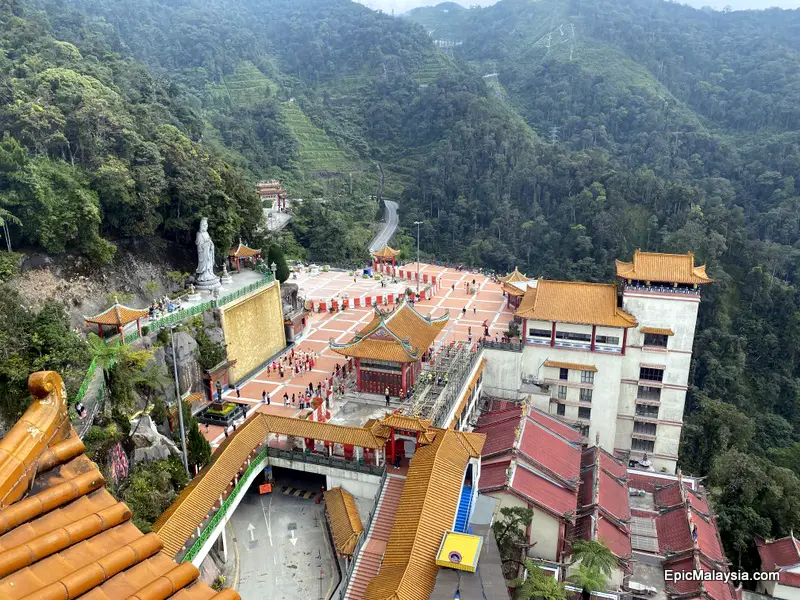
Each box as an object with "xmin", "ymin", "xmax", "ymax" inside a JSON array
[{"xmin": 2, "ymin": 0, "xmax": 800, "ymax": 575}]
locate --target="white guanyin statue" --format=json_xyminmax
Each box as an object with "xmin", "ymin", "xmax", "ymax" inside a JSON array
[{"xmin": 195, "ymin": 217, "xmax": 221, "ymax": 291}]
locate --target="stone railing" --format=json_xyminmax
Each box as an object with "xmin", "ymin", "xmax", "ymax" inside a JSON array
[{"xmin": 481, "ymin": 340, "xmax": 524, "ymax": 352}]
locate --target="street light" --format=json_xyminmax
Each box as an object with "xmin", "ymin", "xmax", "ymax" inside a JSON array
[
  {"xmin": 413, "ymin": 221, "xmax": 423, "ymax": 296},
  {"xmin": 270, "ymin": 261, "xmax": 277, "ymax": 280},
  {"xmin": 170, "ymin": 325, "xmax": 190, "ymax": 477}
]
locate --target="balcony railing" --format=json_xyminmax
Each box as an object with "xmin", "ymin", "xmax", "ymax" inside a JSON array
[{"xmin": 482, "ymin": 340, "xmax": 524, "ymax": 352}]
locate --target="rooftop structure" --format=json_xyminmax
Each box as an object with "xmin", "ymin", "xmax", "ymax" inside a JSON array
[
  {"xmin": 330, "ymin": 303, "xmax": 449, "ymax": 398},
  {"xmin": 500, "ymin": 267, "xmax": 532, "ymax": 309},
  {"xmin": 325, "ymin": 487, "xmax": 364, "ymax": 558},
  {"xmin": 515, "ymin": 279, "xmax": 637, "ymax": 329},
  {"xmin": 435, "ymin": 532, "xmax": 483, "ymax": 573},
  {"xmin": 616, "ymin": 250, "xmax": 713, "ymax": 286},
  {"xmin": 0, "ymin": 371, "xmax": 238, "ymax": 600},
  {"xmin": 227, "ymin": 241, "xmax": 261, "ymax": 272},
  {"xmin": 755, "ymin": 535, "xmax": 800, "ymax": 599},
  {"xmin": 84, "ymin": 298, "xmax": 149, "ymax": 342}
]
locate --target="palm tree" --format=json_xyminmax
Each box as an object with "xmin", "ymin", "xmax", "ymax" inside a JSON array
[
  {"xmin": 0, "ymin": 209, "xmax": 21, "ymax": 252},
  {"xmin": 568, "ymin": 564, "xmax": 607, "ymax": 600},
  {"xmin": 516, "ymin": 561, "xmax": 567, "ymax": 600},
  {"xmin": 569, "ymin": 539, "xmax": 617, "ymax": 577}
]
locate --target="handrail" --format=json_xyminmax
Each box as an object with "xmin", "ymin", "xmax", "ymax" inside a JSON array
[
  {"xmin": 181, "ymin": 445, "xmax": 270, "ymax": 563},
  {"xmin": 178, "ymin": 445, "xmax": 384, "ymax": 564}
]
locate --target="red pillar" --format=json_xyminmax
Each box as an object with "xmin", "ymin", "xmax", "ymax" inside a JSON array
[
  {"xmin": 522, "ymin": 319, "xmax": 527, "ymax": 345},
  {"xmin": 590, "ymin": 325, "xmax": 596, "ymax": 351},
  {"xmin": 550, "ymin": 322, "xmax": 556, "ymax": 347},
  {"xmin": 622, "ymin": 328, "xmax": 628, "ymax": 356},
  {"xmin": 136, "ymin": 318, "xmax": 142, "ymax": 337},
  {"xmin": 118, "ymin": 325, "xmax": 124, "ymax": 344},
  {"xmin": 401, "ymin": 363, "xmax": 407, "ymax": 397},
  {"xmin": 356, "ymin": 359, "xmax": 362, "ymax": 391},
  {"xmin": 97, "ymin": 324, "xmax": 103, "ymax": 339},
  {"xmin": 389, "ymin": 428, "xmax": 396, "ymax": 465}
]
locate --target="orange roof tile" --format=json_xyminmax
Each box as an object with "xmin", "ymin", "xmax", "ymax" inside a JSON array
[
  {"xmin": 0, "ymin": 371, "xmax": 238, "ymax": 600},
  {"xmin": 324, "ymin": 487, "xmax": 363, "ymax": 557},
  {"xmin": 331, "ymin": 303, "xmax": 448, "ymax": 363},
  {"xmin": 616, "ymin": 249, "xmax": 713, "ymax": 285},
  {"xmin": 228, "ymin": 243, "xmax": 261, "ymax": 258},
  {"xmin": 363, "ymin": 429, "xmax": 474, "ymax": 600},
  {"xmin": 85, "ymin": 302, "xmax": 148, "ymax": 326},
  {"xmin": 515, "ymin": 280, "xmax": 636, "ymax": 328},
  {"xmin": 543, "ymin": 361, "xmax": 598, "ymax": 373},
  {"xmin": 380, "ymin": 414, "xmax": 433, "ymax": 432},
  {"xmin": 500, "ymin": 267, "xmax": 528, "ymax": 283},
  {"xmin": 641, "ymin": 327, "xmax": 674, "ymax": 336},
  {"xmin": 373, "ymin": 246, "xmax": 400, "ymax": 258}
]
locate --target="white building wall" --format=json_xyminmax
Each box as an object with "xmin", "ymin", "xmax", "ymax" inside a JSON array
[
  {"xmin": 520, "ymin": 344, "xmax": 623, "ymax": 450},
  {"xmin": 619, "ymin": 289, "xmax": 702, "ymax": 473},
  {"xmin": 483, "ymin": 348, "xmax": 524, "ymax": 399},
  {"xmin": 484, "ymin": 490, "xmax": 561, "ymax": 562}
]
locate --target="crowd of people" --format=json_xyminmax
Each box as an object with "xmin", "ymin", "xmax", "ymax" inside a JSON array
[{"xmin": 147, "ymin": 295, "xmax": 180, "ymax": 319}]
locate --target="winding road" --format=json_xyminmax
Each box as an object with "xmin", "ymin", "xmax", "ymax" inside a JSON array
[{"xmin": 368, "ymin": 199, "xmax": 398, "ymax": 252}]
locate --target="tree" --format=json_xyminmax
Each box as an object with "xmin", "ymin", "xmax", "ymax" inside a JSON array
[
  {"xmin": 120, "ymin": 457, "xmax": 188, "ymax": 533},
  {"xmin": 569, "ymin": 539, "xmax": 617, "ymax": 578},
  {"xmin": 181, "ymin": 402, "xmax": 212, "ymax": 472},
  {"xmin": 568, "ymin": 565, "xmax": 608, "ymax": 600},
  {"xmin": 493, "ymin": 506, "xmax": 533, "ymax": 577},
  {"xmin": 267, "ymin": 244, "xmax": 290, "ymax": 283},
  {"xmin": 515, "ymin": 561, "xmax": 567, "ymax": 600}
]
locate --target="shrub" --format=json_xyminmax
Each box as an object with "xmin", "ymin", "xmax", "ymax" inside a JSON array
[
  {"xmin": 0, "ymin": 251, "xmax": 22, "ymax": 282},
  {"xmin": 322, "ymin": 265, "xmax": 330, "ymax": 272}
]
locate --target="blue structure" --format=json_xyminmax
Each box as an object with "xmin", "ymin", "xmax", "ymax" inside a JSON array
[{"xmin": 454, "ymin": 485, "xmax": 473, "ymax": 533}]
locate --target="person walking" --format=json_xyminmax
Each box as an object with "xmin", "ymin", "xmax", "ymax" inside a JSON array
[
  {"xmin": 263, "ymin": 390, "xmax": 270, "ymax": 405},
  {"xmin": 292, "ymin": 393, "xmax": 296, "ymax": 406},
  {"xmin": 235, "ymin": 386, "xmax": 240, "ymax": 398},
  {"xmin": 385, "ymin": 387, "xmax": 390, "ymax": 406},
  {"xmin": 283, "ymin": 392, "xmax": 289, "ymax": 405},
  {"xmin": 462, "ymin": 306, "xmax": 467, "ymax": 316}
]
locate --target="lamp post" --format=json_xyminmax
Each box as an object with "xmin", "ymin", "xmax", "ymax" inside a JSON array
[
  {"xmin": 413, "ymin": 220, "xmax": 423, "ymax": 296},
  {"xmin": 170, "ymin": 325, "xmax": 190, "ymax": 477},
  {"xmin": 270, "ymin": 261, "xmax": 277, "ymax": 280}
]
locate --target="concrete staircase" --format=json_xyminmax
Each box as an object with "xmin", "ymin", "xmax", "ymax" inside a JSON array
[{"xmin": 345, "ymin": 475, "xmax": 406, "ymax": 600}]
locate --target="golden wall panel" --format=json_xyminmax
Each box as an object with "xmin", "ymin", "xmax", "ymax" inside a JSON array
[{"xmin": 220, "ymin": 282, "xmax": 286, "ymax": 383}]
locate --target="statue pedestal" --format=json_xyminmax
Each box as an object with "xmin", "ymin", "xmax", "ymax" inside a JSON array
[
  {"xmin": 195, "ymin": 274, "xmax": 221, "ymax": 292},
  {"xmin": 186, "ymin": 293, "xmax": 203, "ymax": 304},
  {"xmin": 220, "ymin": 273, "xmax": 233, "ymax": 285}
]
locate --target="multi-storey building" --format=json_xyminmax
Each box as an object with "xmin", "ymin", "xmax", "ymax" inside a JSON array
[{"xmin": 483, "ymin": 250, "xmax": 712, "ymax": 473}]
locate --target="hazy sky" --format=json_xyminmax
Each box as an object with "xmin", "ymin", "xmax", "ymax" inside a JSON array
[{"xmin": 356, "ymin": 0, "xmax": 800, "ymax": 14}]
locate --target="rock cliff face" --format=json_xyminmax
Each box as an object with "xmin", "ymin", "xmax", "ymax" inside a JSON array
[{"xmin": 130, "ymin": 414, "xmax": 180, "ymax": 465}]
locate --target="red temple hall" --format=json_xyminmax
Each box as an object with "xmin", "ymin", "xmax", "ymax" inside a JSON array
[{"xmin": 329, "ymin": 302, "xmax": 448, "ymax": 398}]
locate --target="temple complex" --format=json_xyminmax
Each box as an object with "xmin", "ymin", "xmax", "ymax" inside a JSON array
[
  {"xmin": 256, "ymin": 180, "xmax": 286, "ymax": 210},
  {"xmin": 371, "ymin": 245, "xmax": 400, "ymax": 270},
  {"xmin": 329, "ymin": 302, "xmax": 448, "ymax": 397},
  {"xmin": 228, "ymin": 242, "xmax": 261, "ymax": 272}
]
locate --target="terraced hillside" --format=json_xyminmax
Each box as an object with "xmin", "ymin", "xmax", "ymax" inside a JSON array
[
  {"xmin": 206, "ymin": 61, "xmax": 278, "ymax": 108},
  {"xmin": 281, "ymin": 101, "xmax": 359, "ymax": 175}
]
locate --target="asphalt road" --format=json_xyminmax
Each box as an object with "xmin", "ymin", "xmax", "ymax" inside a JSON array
[
  {"xmin": 369, "ymin": 199, "xmax": 398, "ymax": 252},
  {"xmin": 229, "ymin": 470, "xmax": 336, "ymax": 600}
]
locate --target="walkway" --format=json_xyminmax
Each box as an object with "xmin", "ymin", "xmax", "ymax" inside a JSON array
[
  {"xmin": 368, "ymin": 200, "xmax": 399, "ymax": 253},
  {"xmin": 345, "ymin": 474, "xmax": 406, "ymax": 600}
]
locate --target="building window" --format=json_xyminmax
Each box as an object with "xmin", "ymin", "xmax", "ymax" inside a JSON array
[
  {"xmin": 635, "ymin": 404, "xmax": 659, "ymax": 419},
  {"xmin": 581, "ymin": 370, "xmax": 595, "ymax": 384},
  {"xmin": 634, "ymin": 421, "xmax": 657, "ymax": 436},
  {"xmin": 559, "ymin": 368, "xmax": 569, "ymax": 380},
  {"xmin": 556, "ymin": 331, "xmax": 592, "ymax": 343},
  {"xmin": 644, "ymin": 333, "xmax": 669, "ymax": 348},
  {"xmin": 557, "ymin": 385, "xmax": 567, "ymax": 400},
  {"xmin": 529, "ymin": 328, "xmax": 551, "ymax": 338},
  {"xmin": 578, "ymin": 407, "xmax": 591, "ymax": 420},
  {"xmin": 579, "ymin": 388, "xmax": 593, "ymax": 403},
  {"xmin": 639, "ymin": 367, "xmax": 664, "ymax": 382},
  {"xmin": 638, "ymin": 386, "xmax": 661, "ymax": 401},
  {"xmin": 632, "ymin": 438, "xmax": 655, "ymax": 453},
  {"xmin": 556, "ymin": 403, "xmax": 566, "ymax": 417},
  {"xmin": 595, "ymin": 335, "xmax": 620, "ymax": 345}
]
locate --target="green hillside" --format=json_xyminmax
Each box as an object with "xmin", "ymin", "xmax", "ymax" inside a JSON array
[
  {"xmin": 281, "ymin": 101, "xmax": 359, "ymax": 175},
  {"xmin": 206, "ymin": 61, "xmax": 278, "ymax": 108}
]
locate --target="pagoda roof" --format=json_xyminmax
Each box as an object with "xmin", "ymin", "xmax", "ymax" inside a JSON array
[
  {"xmin": 616, "ymin": 249, "xmax": 713, "ymax": 285},
  {"xmin": 500, "ymin": 266, "xmax": 528, "ymax": 283},
  {"xmin": 0, "ymin": 370, "xmax": 237, "ymax": 600},
  {"xmin": 515, "ymin": 280, "xmax": 637, "ymax": 328},
  {"xmin": 330, "ymin": 302, "xmax": 448, "ymax": 363},
  {"xmin": 372, "ymin": 245, "xmax": 400, "ymax": 258},
  {"xmin": 501, "ymin": 281, "xmax": 529, "ymax": 297},
  {"xmin": 85, "ymin": 300, "xmax": 148, "ymax": 326},
  {"xmin": 229, "ymin": 242, "xmax": 261, "ymax": 258}
]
